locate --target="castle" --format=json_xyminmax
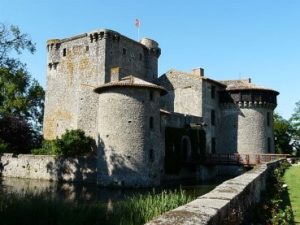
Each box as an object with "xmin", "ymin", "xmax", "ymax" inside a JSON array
[{"xmin": 43, "ymin": 29, "xmax": 279, "ymax": 187}]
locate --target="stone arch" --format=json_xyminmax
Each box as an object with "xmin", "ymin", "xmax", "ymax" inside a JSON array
[{"xmin": 181, "ymin": 135, "xmax": 192, "ymax": 162}]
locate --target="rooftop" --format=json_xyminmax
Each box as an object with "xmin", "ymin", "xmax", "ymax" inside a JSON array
[
  {"xmin": 94, "ymin": 76, "xmax": 167, "ymax": 95},
  {"xmin": 219, "ymin": 79, "xmax": 279, "ymax": 94}
]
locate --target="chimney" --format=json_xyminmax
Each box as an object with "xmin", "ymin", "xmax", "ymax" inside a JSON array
[{"xmin": 192, "ymin": 68, "xmax": 204, "ymax": 77}]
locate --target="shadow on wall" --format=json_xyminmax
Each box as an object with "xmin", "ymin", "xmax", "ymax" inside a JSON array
[
  {"xmin": 0, "ymin": 154, "xmax": 9, "ymax": 178},
  {"xmin": 219, "ymin": 103, "xmax": 244, "ymax": 154},
  {"xmin": 154, "ymin": 75, "xmax": 175, "ymax": 112},
  {"xmin": 97, "ymin": 135, "xmax": 150, "ymax": 187},
  {"xmin": 46, "ymin": 155, "xmax": 97, "ymax": 185}
]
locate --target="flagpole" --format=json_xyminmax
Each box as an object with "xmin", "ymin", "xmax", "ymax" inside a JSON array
[{"xmin": 135, "ymin": 19, "xmax": 141, "ymax": 42}]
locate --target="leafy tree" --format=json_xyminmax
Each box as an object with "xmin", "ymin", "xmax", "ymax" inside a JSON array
[
  {"xmin": 0, "ymin": 116, "xmax": 37, "ymax": 153},
  {"xmin": 0, "ymin": 23, "xmax": 44, "ymax": 153},
  {"xmin": 0, "ymin": 23, "xmax": 35, "ymax": 68},
  {"xmin": 290, "ymin": 101, "xmax": 300, "ymax": 156},
  {"xmin": 273, "ymin": 113, "xmax": 294, "ymax": 154}
]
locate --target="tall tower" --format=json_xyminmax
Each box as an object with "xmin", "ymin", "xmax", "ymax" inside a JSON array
[
  {"xmin": 218, "ymin": 80, "xmax": 279, "ymax": 154},
  {"xmin": 94, "ymin": 76, "xmax": 167, "ymax": 187},
  {"xmin": 43, "ymin": 29, "xmax": 160, "ymax": 140}
]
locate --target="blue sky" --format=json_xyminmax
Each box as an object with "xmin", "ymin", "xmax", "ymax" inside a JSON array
[{"xmin": 1, "ymin": 0, "xmax": 300, "ymax": 119}]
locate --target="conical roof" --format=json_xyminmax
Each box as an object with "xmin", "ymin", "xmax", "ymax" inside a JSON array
[
  {"xmin": 94, "ymin": 75, "xmax": 167, "ymax": 95},
  {"xmin": 219, "ymin": 79, "xmax": 279, "ymax": 94}
]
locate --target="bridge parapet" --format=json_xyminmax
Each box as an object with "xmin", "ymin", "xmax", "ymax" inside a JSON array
[{"xmin": 204, "ymin": 153, "xmax": 289, "ymax": 166}]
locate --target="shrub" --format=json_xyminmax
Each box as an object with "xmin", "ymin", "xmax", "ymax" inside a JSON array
[
  {"xmin": 57, "ymin": 129, "xmax": 95, "ymax": 156},
  {"xmin": 31, "ymin": 129, "xmax": 95, "ymax": 157},
  {"xmin": 0, "ymin": 139, "xmax": 9, "ymax": 154},
  {"xmin": 31, "ymin": 140, "xmax": 59, "ymax": 155}
]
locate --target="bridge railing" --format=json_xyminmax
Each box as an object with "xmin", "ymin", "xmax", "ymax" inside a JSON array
[{"xmin": 205, "ymin": 153, "xmax": 289, "ymax": 166}]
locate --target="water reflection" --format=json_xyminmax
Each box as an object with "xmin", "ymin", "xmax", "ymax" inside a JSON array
[{"xmin": 0, "ymin": 177, "xmax": 220, "ymax": 204}]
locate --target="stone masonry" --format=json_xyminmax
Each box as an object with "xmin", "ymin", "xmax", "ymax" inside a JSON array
[{"xmin": 43, "ymin": 28, "xmax": 279, "ymax": 187}]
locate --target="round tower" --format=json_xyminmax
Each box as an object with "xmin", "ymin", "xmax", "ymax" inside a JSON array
[
  {"xmin": 219, "ymin": 81, "xmax": 279, "ymax": 155},
  {"xmin": 140, "ymin": 38, "xmax": 161, "ymax": 81},
  {"xmin": 94, "ymin": 76, "xmax": 167, "ymax": 187}
]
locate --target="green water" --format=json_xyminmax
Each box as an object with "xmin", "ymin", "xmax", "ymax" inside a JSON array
[{"xmin": 0, "ymin": 177, "xmax": 221, "ymax": 204}]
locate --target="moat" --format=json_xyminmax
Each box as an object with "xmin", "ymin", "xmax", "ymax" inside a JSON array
[{"xmin": 0, "ymin": 177, "xmax": 222, "ymax": 204}]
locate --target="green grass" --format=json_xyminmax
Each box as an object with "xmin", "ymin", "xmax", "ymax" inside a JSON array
[
  {"xmin": 284, "ymin": 165, "xmax": 300, "ymax": 223},
  {"xmin": 0, "ymin": 189, "xmax": 192, "ymax": 225}
]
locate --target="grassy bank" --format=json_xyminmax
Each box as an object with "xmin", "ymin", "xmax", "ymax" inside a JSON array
[
  {"xmin": 284, "ymin": 164, "xmax": 300, "ymax": 223},
  {"xmin": 0, "ymin": 189, "xmax": 192, "ymax": 225}
]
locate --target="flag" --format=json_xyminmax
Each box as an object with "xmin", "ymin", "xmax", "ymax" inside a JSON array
[{"xmin": 135, "ymin": 19, "xmax": 141, "ymax": 28}]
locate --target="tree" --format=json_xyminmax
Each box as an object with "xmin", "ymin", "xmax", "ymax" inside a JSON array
[
  {"xmin": 0, "ymin": 23, "xmax": 35, "ymax": 68},
  {"xmin": 273, "ymin": 113, "xmax": 294, "ymax": 154},
  {"xmin": 290, "ymin": 101, "xmax": 300, "ymax": 156},
  {"xmin": 0, "ymin": 23, "xmax": 44, "ymax": 153},
  {"xmin": 0, "ymin": 116, "xmax": 36, "ymax": 153}
]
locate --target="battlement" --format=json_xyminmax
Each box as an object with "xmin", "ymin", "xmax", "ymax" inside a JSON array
[{"xmin": 47, "ymin": 29, "xmax": 160, "ymax": 54}]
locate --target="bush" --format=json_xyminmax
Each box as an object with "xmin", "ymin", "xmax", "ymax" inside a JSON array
[
  {"xmin": 57, "ymin": 129, "xmax": 95, "ymax": 156},
  {"xmin": 31, "ymin": 129, "xmax": 95, "ymax": 157},
  {"xmin": 0, "ymin": 139, "xmax": 9, "ymax": 154},
  {"xmin": 31, "ymin": 140, "xmax": 59, "ymax": 155}
]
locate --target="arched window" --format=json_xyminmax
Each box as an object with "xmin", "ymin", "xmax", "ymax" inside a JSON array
[{"xmin": 181, "ymin": 136, "xmax": 192, "ymax": 162}]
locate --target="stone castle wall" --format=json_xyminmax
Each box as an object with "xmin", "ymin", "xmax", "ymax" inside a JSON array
[
  {"xmin": 43, "ymin": 29, "xmax": 160, "ymax": 140},
  {"xmin": 201, "ymin": 80, "xmax": 224, "ymax": 153},
  {"xmin": 156, "ymin": 71, "xmax": 203, "ymax": 116},
  {"xmin": 44, "ymin": 34, "xmax": 104, "ymax": 139},
  {"xmin": 0, "ymin": 154, "xmax": 96, "ymax": 183}
]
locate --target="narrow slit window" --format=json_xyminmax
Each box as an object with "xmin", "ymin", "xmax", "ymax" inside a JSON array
[
  {"xmin": 267, "ymin": 112, "xmax": 271, "ymax": 127},
  {"xmin": 149, "ymin": 149, "xmax": 154, "ymax": 162},
  {"xmin": 211, "ymin": 110, "xmax": 215, "ymax": 126},
  {"xmin": 211, "ymin": 85, "xmax": 216, "ymax": 99},
  {"xmin": 211, "ymin": 137, "xmax": 216, "ymax": 154},
  {"xmin": 150, "ymin": 90, "xmax": 154, "ymax": 101},
  {"xmin": 150, "ymin": 117, "xmax": 154, "ymax": 130},
  {"xmin": 122, "ymin": 48, "xmax": 126, "ymax": 55},
  {"xmin": 267, "ymin": 137, "xmax": 271, "ymax": 153},
  {"xmin": 63, "ymin": 48, "xmax": 67, "ymax": 57}
]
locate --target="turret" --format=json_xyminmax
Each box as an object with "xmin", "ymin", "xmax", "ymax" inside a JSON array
[
  {"xmin": 94, "ymin": 75, "xmax": 167, "ymax": 187},
  {"xmin": 46, "ymin": 39, "xmax": 61, "ymax": 71},
  {"xmin": 218, "ymin": 79, "xmax": 279, "ymax": 154},
  {"xmin": 140, "ymin": 38, "xmax": 161, "ymax": 81}
]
